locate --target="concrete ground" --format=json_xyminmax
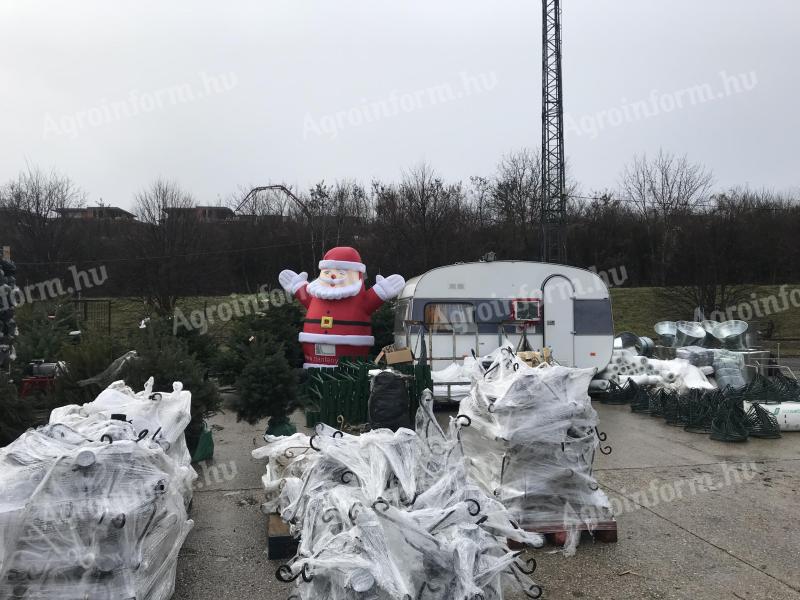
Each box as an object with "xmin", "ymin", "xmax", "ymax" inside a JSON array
[{"xmin": 174, "ymin": 399, "xmax": 800, "ymax": 600}]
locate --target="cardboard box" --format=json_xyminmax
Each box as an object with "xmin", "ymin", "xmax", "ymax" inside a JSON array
[{"xmin": 375, "ymin": 345, "xmax": 414, "ymax": 366}]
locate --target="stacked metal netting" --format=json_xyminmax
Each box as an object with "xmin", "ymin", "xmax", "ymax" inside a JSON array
[
  {"xmin": 0, "ymin": 258, "xmax": 18, "ymax": 370},
  {"xmin": 457, "ymin": 347, "xmax": 614, "ymax": 557},
  {"xmin": 600, "ymin": 378, "xmax": 783, "ymax": 442},
  {"xmin": 0, "ymin": 379, "xmax": 195, "ymax": 600},
  {"xmin": 252, "ymin": 389, "xmax": 545, "ymax": 599}
]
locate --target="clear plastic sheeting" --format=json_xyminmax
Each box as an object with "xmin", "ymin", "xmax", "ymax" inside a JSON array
[
  {"xmin": 676, "ymin": 346, "xmax": 716, "ymax": 368},
  {"xmin": 713, "ymin": 351, "xmax": 747, "ymax": 390},
  {"xmin": 431, "ymin": 358, "xmax": 476, "ymax": 400},
  {"xmin": 459, "ymin": 347, "xmax": 613, "ymax": 556},
  {"xmin": 76, "ymin": 351, "xmax": 140, "ymax": 389},
  {"xmin": 253, "ymin": 391, "xmax": 544, "ymax": 599},
  {"xmin": 0, "ymin": 380, "xmax": 195, "ymax": 600}
]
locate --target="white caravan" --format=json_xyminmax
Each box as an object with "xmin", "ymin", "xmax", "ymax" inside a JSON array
[{"xmin": 393, "ymin": 261, "xmax": 615, "ymax": 371}]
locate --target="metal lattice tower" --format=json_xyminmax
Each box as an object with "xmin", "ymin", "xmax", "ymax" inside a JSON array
[{"xmin": 540, "ymin": 0, "xmax": 567, "ymax": 264}]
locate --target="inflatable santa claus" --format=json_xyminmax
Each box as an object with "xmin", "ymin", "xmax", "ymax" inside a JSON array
[{"xmin": 279, "ymin": 247, "xmax": 405, "ymax": 368}]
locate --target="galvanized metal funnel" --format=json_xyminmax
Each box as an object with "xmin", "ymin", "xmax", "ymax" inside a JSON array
[
  {"xmin": 701, "ymin": 320, "xmax": 720, "ymax": 348},
  {"xmin": 675, "ymin": 321, "xmax": 705, "ymax": 347},
  {"xmin": 713, "ymin": 320, "xmax": 748, "ymax": 350},
  {"xmin": 654, "ymin": 321, "xmax": 677, "ymax": 347}
]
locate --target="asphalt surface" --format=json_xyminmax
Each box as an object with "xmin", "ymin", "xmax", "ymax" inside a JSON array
[{"xmin": 174, "ymin": 398, "xmax": 800, "ymax": 600}]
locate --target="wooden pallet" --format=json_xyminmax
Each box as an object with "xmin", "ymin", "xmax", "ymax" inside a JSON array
[
  {"xmin": 508, "ymin": 519, "xmax": 618, "ymax": 549},
  {"xmin": 266, "ymin": 513, "xmax": 298, "ymax": 560}
]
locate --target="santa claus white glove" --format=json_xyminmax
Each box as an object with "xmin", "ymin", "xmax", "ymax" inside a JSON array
[
  {"xmin": 279, "ymin": 269, "xmax": 308, "ymax": 296},
  {"xmin": 373, "ymin": 274, "xmax": 406, "ymax": 301}
]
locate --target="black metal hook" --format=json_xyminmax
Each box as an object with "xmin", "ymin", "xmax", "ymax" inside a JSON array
[
  {"xmin": 514, "ymin": 556, "xmax": 537, "ymax": 575},
  {"xmin": 455, "ymin": 414, "xmax": 472, "ymax": 428},
  {"xmin": 507, "ymin": 566, "xmax": 543, "ymax": 599},
  {"xmin": 321, "ymin": 507, "xmax": 340, "ymax": 523},
  {"xmin": 283, "ymin": 446, "xmax": 309, "ymax": 459},
  {"xmin": 309, "ymin": 435, "xmax": 321, "ymax": 451},
  {"xmin": 416, "ymin": 581, "xmax": 443, "ymax": 599},
  {"xmin": 465, "ymin": 498, "xmax": 481, "ymax": 516},
  {"xmin": 524, "ymin": 584, "xmax": 543, "ymax": 599},
  {"xmin": 275, "ymin": 563, "xmax": 312, "ymax": 583},
  {"xmin": 596, "ymin": 428, "xmax": 612, "ymax": 455},
  {"xmin": 100, "ymin": 434, "xmax": 113, "ymax": 444},
  {"xmin": 348, "ymin": 502, "xmax": 364, "ymax": 522},
  {"xmin": 332, "ymin": 430, "xmax": 344, "ymax": 438},
  {"xmin": 275, "ymin": 564, "xmax": 299, "ymax": 583},
  {"xmin": 340, "ymin": 470, "xmax": 356, "ymax": 485},
  {"xmin": 372, "ymin": 498, "xmax": 391, "ymax": 513}
]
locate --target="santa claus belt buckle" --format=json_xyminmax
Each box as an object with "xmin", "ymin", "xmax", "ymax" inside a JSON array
[{"xmin": 320, "ymin": 316, "xmax": 334, "ymax": 329}]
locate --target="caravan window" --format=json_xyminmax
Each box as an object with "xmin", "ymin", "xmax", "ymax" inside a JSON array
[
  {"xmin": 424, "ymin": 303, "xmax": 476, "ymax": 333},
  {"xmin": 394, "ymin": 299, "xmax": 411, "ymax": 333},
  {"xmin": 512, "ymin": 299, "xmax": 542, "ymax": 322}
]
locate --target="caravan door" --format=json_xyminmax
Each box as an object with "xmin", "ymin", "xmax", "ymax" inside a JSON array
[{"xmin": 542, "ymin": 275, "xmax": 575, "ymax": 366}]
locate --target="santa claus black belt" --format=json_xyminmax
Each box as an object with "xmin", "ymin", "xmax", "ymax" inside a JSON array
[{"xmin": 304, "ymin": 318, "xmax": 371, "ymax": 330}]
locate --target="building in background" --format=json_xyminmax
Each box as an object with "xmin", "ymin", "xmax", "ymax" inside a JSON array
[{"xmin": 58, "ymin": 206, "xmax": 136, "ymax": 221}]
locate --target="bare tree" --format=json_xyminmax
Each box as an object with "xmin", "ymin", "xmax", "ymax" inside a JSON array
[
  {"xmin": 372, "ymin": 163, "xmax": 469, "ymax": 273},
  {"xmin": 620, "ymin": 150, "xmax": 713, "ymax": 285},
  {"xmin": 0, "ymin": 165, "xmax": 85, "ymax": 278},
  {"xmin": 308, "ymin": 180, "xmax": 370, "ymax": 252},
  {"xmin": 133, "ymin": 179, "xmax": 200, "ymax": 314}
]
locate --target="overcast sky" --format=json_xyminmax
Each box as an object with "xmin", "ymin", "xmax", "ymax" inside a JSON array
[{"xmin": 1, "ymin": 0, "xmax": 798, "ymax": 210}]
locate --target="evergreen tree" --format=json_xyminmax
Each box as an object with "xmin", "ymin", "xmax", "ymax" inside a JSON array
[
  {"xmin": 0, "ymin": 373, "xmax": 32, "ymax": 447},
  {"xmin": 232, "ymin": 336, "xmax": 296, "ymax": 433}
]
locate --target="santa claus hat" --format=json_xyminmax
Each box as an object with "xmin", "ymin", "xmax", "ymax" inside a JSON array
[{"xmin": 318, "ymin": 246, "xmax": 366, "ymax": 273}]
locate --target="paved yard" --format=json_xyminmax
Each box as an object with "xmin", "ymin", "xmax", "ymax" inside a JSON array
[{"xmin": 174, "ymin": 399, "xmax": 800, "ymax": 600}]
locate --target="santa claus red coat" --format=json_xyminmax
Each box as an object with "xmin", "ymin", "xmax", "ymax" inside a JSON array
[{"xmin": 279, "ymin": 247, "xmax": 405, "ymax": 368}]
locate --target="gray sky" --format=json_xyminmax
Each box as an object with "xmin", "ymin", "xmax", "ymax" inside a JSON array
[{"xmin": 1, "ymin": 0, "xmax": 798, "ymax": 210}]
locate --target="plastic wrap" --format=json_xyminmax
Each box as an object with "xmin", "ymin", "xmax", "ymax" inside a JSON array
[
  {"xmin": 713, "ymin": 351, "xmax": 747, "ymax": 390},
  {"xmin": 76, "ymin": 351, "xmax": 139, "ymax": 388},
  {"xmin": 430, "ymin": 360, "xmax": 474, "ymax": 399},
  {"xmin": 0, "ymin": 380, "xmax": 195, "ymax": 600},
  {"xmin": 676, "ymin": 346, "xmax": 716, "ymax": 367},
  {"xmin": 253, "ymin": 391, "xmax": 544, "ymax": 599},
  {"xmin": 459, "ymin": 347, "xmax": 613, "ymax": 556},
  {"xmin": 597, "ymin": 349, "xmax": 714, "ymax": 393}
]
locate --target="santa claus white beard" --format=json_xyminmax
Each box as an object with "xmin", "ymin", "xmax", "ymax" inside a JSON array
[{"xmin": 307, "ymin": 277, "xmax": 363, "ymax": 300}]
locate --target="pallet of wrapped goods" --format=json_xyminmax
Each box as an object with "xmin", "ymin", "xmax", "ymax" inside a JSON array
[
  {"xmin": 0, "ymin": 379, "xmax": 195, "ymax": 600},
  {"xmin": 458, "ymin": 346, "xmax": 616, "ymax": 555}
]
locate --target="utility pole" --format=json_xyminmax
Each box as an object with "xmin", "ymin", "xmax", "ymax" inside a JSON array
[{"xmin": 540, "ymin": 0, "xmax": 567, "ymax": 264}]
